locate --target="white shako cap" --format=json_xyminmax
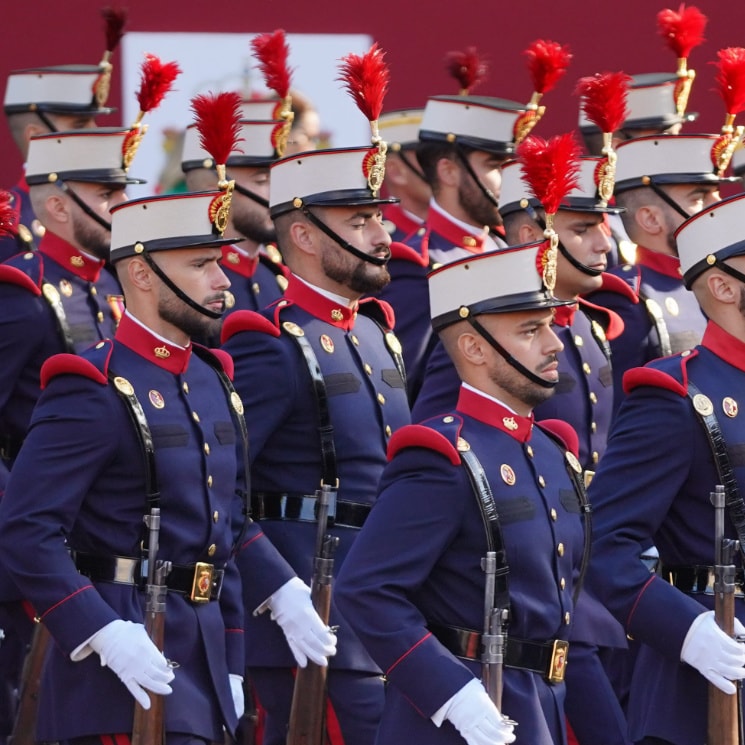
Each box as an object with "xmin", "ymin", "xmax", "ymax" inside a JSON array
[
  {"xmin": 26, "ymin": 128, "xmax": 144, "ymax": 186},
  {"xmin": 269, "ymin": 146, "xmax": 397, "ymax": 218},
  {"xmin": 418, "ymin": 95, "xmax": 527, "ymax": 157},
  {"xmin": 239, "ymin": 98, "xmax": 283, "ymax": 120},
  {"xmin": 110, "ymin": 191, "xmax": 237, "ymax": 262},
  {"xmin": 379, "ymin": 108, "xmax": 423, "ymax": 150},
  {"xmin": 181, "ymin": 119, "xmax": 281, "ymax": 172},
  {"xmin": 675, "ymin": 193, "xmax": 745, "ymax": 287},
  {"xmin": 428, "ymin": 241, "xmax": 572, "ymax": 332}
]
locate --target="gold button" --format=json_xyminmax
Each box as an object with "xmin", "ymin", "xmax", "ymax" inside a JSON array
[
  {"xmin": 252, "ymin": 282, "xmax": 260, "ymax": 295},
  {"xmin": 560, "ymin": 577, "xmax": 566, "ymax": 590},
  {"xmin": 385, "ymin": 425, "xmax": 392, "ymax": 437},
  {"xmin": 538, "ymin": 475, "xmax": 546, "ymax": 487},
  {"xmin": 213, "ymin": 510, "xmax": 219, "ymax": 523},
  {"xmin": 96, "ymin": 311, "xmax": 104, "ymax": 322},
  {"xmin": 550, "ymin": 508, "xmax": 557, "ymax": 521},
  {"xmin": 208, "ymin": 544, "xmax": 216, "ymax": 557},
  {"xmin": 443, "ymin": 416, "xmax": 454, "ymax": 423},
  {"xmin": 207, "ymin": 475, "xmax": 213, "ymax": 488},
  {"xmin": 526, "ymin": 445, "xmax": 534, "ymax": 458},
  {"xmin": 204, "ymin": 442, "xmax": 210, "ymax": 455},
  {"xmin": 183, "ymin": 382, "xmax": 189, "ymax": 394},
  {"xmin": 364, "ymin": 363, "xmax": 372, "ymax": 375},
  {"xmin": 557, "ymin": 542, "xmax": 565, "ymax": 557},
  {"xmin": 582, "ymin": 362, "xmax": 591, "ymax": 374},
  {"xmin": 351, "ymin": 335, "xmax": 360, "ymax": 346},
  {"xmin": 589, "ymin": 392, "xmax": 598, "ymax": 404},
  {"xmin": 564, "ymin": 611, "xmax": 571, "ymax": 625},
  {"xmin": 377, "ymin": 393, "xmax": 386, "ymax": 405},
  {"xmin": 192, "ymin": 411, "xmax": 200, "ymax": 422},
  {"xmin": 591, "ymin": 421, "xmax": 597, "ymax": 433},
  {"xmin": 90, "ymin": 286, "xmax": 97, "ymax": 296},
  {"xmin": 574, "ymin": 335, "xmax": 583, "ymax": 347},
  {"xmin": 592, "ymin": 451, "xmax": 599, "ymax": 464}
]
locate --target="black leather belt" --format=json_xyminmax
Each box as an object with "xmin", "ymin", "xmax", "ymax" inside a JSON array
[
  {"xmin": 0, "ymin": 434, "xmax": 23, "ymax": 461},
  {"xmin": 251, "ymin": 491, "xmax": 371, "ymax": 529},
  {"xmin": 428, "ymin": 621, "xmax": 569, "ymax": 684},
  {"xmin": 661, "ymin": 564, "xmax": 745, "ymax": 598},
  {"xmin": 74, "ymin": 552, "xmax": 224, "ymax": 602}
]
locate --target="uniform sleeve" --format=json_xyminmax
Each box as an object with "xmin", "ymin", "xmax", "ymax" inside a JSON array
[
  {"xmin": 0, "ymin": 374, "xmax": 123, "ymax": 653},
  {"xmin": 219, "ymin": 558, "xmax": 245, "ymax": 675},
  {"xmin": 335, "ymin": 446, "xmax": 475, "ymax": 718},
  {"xmin": 586, "ymin": 385, "xmax": 707, "ymax": 659}
]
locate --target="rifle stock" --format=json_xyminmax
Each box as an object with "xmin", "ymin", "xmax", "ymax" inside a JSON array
[{"xmin": 8, "ymin": 621, "xmax": 51, "ymax": 745}]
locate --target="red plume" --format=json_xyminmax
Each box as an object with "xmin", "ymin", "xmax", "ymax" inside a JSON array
[
  {"xmin": 191, "ymin": 92, "xmax": 244, "ymax": 166},
  {"xmin": 338, "ymin": 43, "xmax": 390, "ymax": 122},
  {"xmin": 517, "ymin": 133, "xmax": 583, "ymax": 215},
  {"xmin": 135, "ymin": 54, "xmax": 181, "ymax": 114},
  {"xmin": 444, "ymin": 46, "xmax": 488, "ymax": 94},
  {"xmin": 0, "ymin": 191, "xmax": 16, "ymax": 238},
  {"xmin": 101, "ymin": 6, "xmax": 127, "ymax": 55},
  {"xmin": 657, "ymin": 4, "xmax": 707, "ymax": 59},
  {"xmin": 524, "ymin": 40, "xmax": 572, "ymax": 95},
  {"xmin": 251, "ymin": 30, "xmax": 293, "ymax": 99},
  {"xmin": 713, "ymin": 48, "xmax": 745, "ymax": 116},
  {"xmin": 575, "ymin": 72, "xmax": 631, "ymax": 133}
]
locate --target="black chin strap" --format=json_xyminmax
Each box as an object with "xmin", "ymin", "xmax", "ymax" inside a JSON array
[
  {"xmin": 647, "ymin": 181, "xmax": 691, "ymax": 221},
  {"xmin": 522, "ymin": 203, "xmax": 602, "ymax": 278},
  {"xmin": 141, "ymin": 250, "xmax": 224, "ymax": 319},
  {"xmin": 468, "ymin": 316, "xmax": 557, "ymax": 389},
  {"xmin": 58, "ymin": 182, "xmax": 112, "ymax": 232},
  {"xmin": 713, "ymin": 260, "xmax": 745, "ymax": 286},
  {"xmin": 301, "ymin": 207, "xmax": 388, "ymax": 267},
  {"xmin": 35, "ymin": 110, "xmax": 59, "ymax": 132},
  {"xmin": 455, "ymin": 146, "xmax": 500, "ymax": 209},
  {"xmin": 398, "ymin": 150, "xmax": 428, "ymax": 183},
  {"xmin": 231, "ymin": 181, "xmax": 270, "ymax": 209}
]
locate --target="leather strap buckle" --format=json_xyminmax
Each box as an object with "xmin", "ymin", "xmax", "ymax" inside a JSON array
[
  {"xmin": 548, "ymin": 639, "xmax": 569, "ymax": 683},
  {"xmin": 190, "ymin": 562, "xmax": 215, "ymax": 604}
]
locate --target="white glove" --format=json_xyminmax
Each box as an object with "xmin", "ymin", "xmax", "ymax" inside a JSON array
[
  {"xmin": 440, "ymin": 678, "xmax": 516, "ymax": 745},
  {"xmin": 229, "ymin": 674, "xmax": 245, "ymax": 719},
  {"xmin": 267, "ymin": 577, "xmax": 337, "ymax": 667},
  {"xmin": 681, "ymin": 611, "xmax": 745, "ymax": 694},
  {"xmin": 89, "ymin": 619, "xmax": 174, "ymax": 709}
]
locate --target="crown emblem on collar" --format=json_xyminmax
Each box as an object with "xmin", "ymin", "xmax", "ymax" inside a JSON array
[
  {"xmin": 70, "ymin": 256, "xmax": 85, "ymax": 267},
  {"xmin": 154, "ymin": 345, "xmax": 171, "ymax": 359},
  {"xmin": 503, "ymin": 416, "xmax": 519, "ymax": 431}
]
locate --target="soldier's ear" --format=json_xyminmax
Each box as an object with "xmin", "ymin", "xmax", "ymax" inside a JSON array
[
  {"xmin": 436, "ymin": 155, "xmax": 460, "ymax": 188},
  {"xmin": 635, "ymin": 204, "xmax": 664, "ymax": 236},
  {"xmin": 127, "ymin": 256, "xmax": 154, "ymax": 291},
  {"xmin": 458, "ymin": 329, "xmax": 487, "ymax": 366},
  {"xmin": 706, "ymin": 268, "xmax": 740, "ymax": 306},
  {"xmin": 289, "ymin": 219, "xmax": 317, "ymax": 257}
]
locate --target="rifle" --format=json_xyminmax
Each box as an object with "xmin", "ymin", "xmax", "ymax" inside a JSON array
[
  {"xmin": 480, "ymin": 551, "xmax": 509, "ymax": 710},
  {"xmin": 708, "ymin": 484, "xmax": 741, "ymax": 745},
  {"xmin": 132, "ymin": 507, "xmax": 172, "ymax": 745},
  {"xmin": 286, "ymin": 484, "xmax": 339, "ymax": 745},
  {"xmin": 8, "ymin": 620, "xmax": 51, "ymax": 745}
]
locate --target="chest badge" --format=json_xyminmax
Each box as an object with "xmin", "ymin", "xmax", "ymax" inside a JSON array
[
  {"xmin": 665, "ymin": 297, "xmax": 679, "ymax": 317},
  {"xmin": 320, "ymin": 334, "xmax": 335, "ymax": 353},
  {"xmin": 723, "ymin": 397, "xmax": 739, "ymax": 418},
  {"xmin": 500, "ymin": 464, "xmax": 516, "ymax": 486},
  {"xmin": 693, "ymin": 393, "xmax": 713, "ymax": 417},
  {"xmin": 148, "ymin": 390, "xmax": 165, "ymax": 409},
  {"xmin": 59, "ymin": 279, "xmax": 73, "ymax": 297},
  {"xmin": 106, "ymin": 294, "xmax": 125, "ymax": 325}
]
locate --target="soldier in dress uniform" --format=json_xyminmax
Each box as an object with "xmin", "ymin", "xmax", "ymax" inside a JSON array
[
  {"xmin": 0, "ymin": 184, "xmax": 253, "ymax": 744},
  {"xmin": 587, "ymin": 134, "xmax": 733, "ymax": 414},
  {"xmin": 221, "ymin": 128, "xmax": 412, "ymax": 742},
  {"xmin": 378, "ymin": 108, "xmax": 430, "ymax": 243},
  {"xmin": 181, "ymin": 117, "xmax": 288, "ymax": 322},
  {"xmin": 336, "ymin": 241, "xmax": 589, "ymax": 745},
  {"xmin": 586, "ymin": 191, "xmax": 745, "ymax": 745},
  {"xmin": 379, "ymin": 95, "xmax": 529, "ymax": 403}
]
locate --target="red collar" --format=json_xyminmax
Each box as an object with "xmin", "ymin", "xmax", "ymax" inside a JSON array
[
  {"xmin": 284, "ymin": 276, "xmax": 358, "ymax": 330},
  {"xmin": 425, "ymin": 208, "xmax": 487, "ymax": 253},
  {"xmin": 702, "ymin": 321, "xmax": 745, "ymax": 373},
  {"xmin": 456, "ymin": 385, "xmax": 534, "ymax": 442},
  {"xmin": 552, "ymin": 302, "xmax": 578, "ymax": 327},
  {"xmin": 39, "ymin": 232, "xmax": 104, "ymax": 282},
  {"xmin": 115, "ymin": 314, "xmax": 192, "ymax": 374},
  {"xmin": 635, "ymin": 245, "xmax": 683, "ymax": 280},
  {"xmin": 221, "ymin": 246, "xmax": 259, "ymax": 279},
  {"xmin": 384, "ymin": 203, "xmax": 424, "ymax": 239}
]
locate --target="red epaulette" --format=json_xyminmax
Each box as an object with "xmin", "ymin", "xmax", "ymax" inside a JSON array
[
  {"xmin": 536, "ymin": 418, "xmax": 580, "ymax": 458},
  {"xmin": 578, "ymin": 297, "xmax": 625, "ymax": 342},
  {"xmin": 598, "ymin": 270, "xmax": 639, "ymax": 303},
  {"xmin": 359, "ymin": 296, "xmax": 396, "ymax": 330},
  {"xmin": 40, "ymin": 350, "xmax": 110, "ymax": 389},
  {"xmin": 622, "ymin": 350, "xmax": 698, "ymax": 397},
  {"xmin": 220, "ymin": 309, "xmax": 282, "ymax": 344},
  {"xmin": 0, "ymin": 262, "xmax": 42, "ymax": 296},
  {"xmin": 193, "ymin": 344, "xmax": 235, "ymax": 381},
  {"xmin": 387, "ymin": 424, "xmax": 461, "ymax": 465},
  {"xmin": 389, "ymin": 240, "xmax": 429, "ymax": 267}
]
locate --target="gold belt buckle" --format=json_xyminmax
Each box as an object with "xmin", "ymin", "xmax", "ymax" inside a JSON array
[
  {"xmin": 548, "ymin": 640, "xmax": 569, "ymax": 683},
  {"xmin": 190, "ymin": 562, "xmax": 214, "ymax": 603}
]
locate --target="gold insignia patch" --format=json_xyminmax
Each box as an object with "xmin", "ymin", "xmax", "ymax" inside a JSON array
[
  {"xmin": 226, "ymin": 251, "xmax": 240, "ymax": 265},
  {"xmin": 148, "ymin": 390, "xmax": 165, "ymax": 409},
  {"xmin": 231, "ymin": 391, "xmax": 244, "ymax": 416},
  {"xmin": 59, "ymin": 279, "xmax": 73, "ymax": 297},
  {"xmin": 565, "ymin": 451, "xmax": 583, "ymax": 474},
  {"xmin": 500, "ymin": 464, "xmax": 516, "ymax": 486},
  {"xmin": 320, "ymin": 334, "xmax": 335, "ymax": 353},
  {"xmin": 42, "ymin": 283, "xmax": 60, "ymax": 304},
  {"xmin": 692, "ymin": 393, "xmax": 713, "ymax": 416},
  {"xmin": 70, "ymin": 255, "xmax": 85, "ymax": 268},
  {"xmin": 154, "ymin": 345, "xmax": 171, "ymax": 359},
  {"xmin": 113, "ymin": 376, "xmax": 134, "ymax": 396},
  {"xmin": 502, "ymin": 417, "xmax": 518, "ymax": 431},
  {"xmin": 331, "ymin": 309, "xmax": 344, "ymax": 322},
  {"xmin": 723, "ymin": 397, "xmax": 738, "ymax": 418},
  {"xmin": 282, "ymin": 321, "xmax": 305, "ymax": 337},
  {"xmin": 456, "ymin": 437, "xmax": 470, "ymax": 452},
  {"xmin": 385, "ymin": 332, "xmax": 402, "ymax": 355}
]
